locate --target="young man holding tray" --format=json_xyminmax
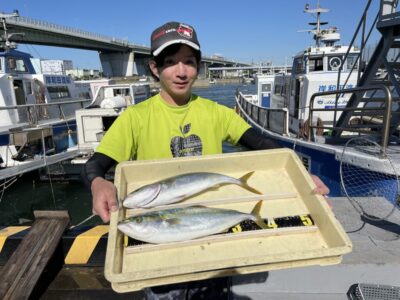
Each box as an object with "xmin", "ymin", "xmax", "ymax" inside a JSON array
[{"xmin": 82, "ymin": 20, "xmax": 329, "ymax": 299}]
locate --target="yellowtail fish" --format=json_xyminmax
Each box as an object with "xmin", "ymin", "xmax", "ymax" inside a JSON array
[
  {"xmin": 118, "ymin": 201, "xmax": 267, "ymax": 244},
  {"xmin": 123, "ymin": 171, "xmax": 262, "ymax": 208}
]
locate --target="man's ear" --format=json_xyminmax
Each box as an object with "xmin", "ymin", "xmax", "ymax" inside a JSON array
[{"xmin": 149, "ymin": 60, "xmax": 159, "ymax": 79}]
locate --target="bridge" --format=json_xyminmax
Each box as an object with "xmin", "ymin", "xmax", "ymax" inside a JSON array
[
  {"xmin": 208, "ymin": 65, "xmax": 292, "ymax": 78},
  {"xmin": 1, "ymin": 15, "xmax": 249, "ymax": 77}
]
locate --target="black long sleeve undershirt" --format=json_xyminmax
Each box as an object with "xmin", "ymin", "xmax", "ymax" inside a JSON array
[
  {"xmin": 81, "ymin": 128, "xmax": 279, "ymax": 190},
  {"xmin": 238, "ymin": 128, "xmax": 280, "ymax": 150},
  {"xmin": 81, "ymin": 152, "xmax": 117, "ymax": 190}
]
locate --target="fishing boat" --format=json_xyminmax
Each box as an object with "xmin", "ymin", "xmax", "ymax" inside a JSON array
[
  {"xmin": 236, "ymin": 0, "xmax": 400, "ymax": 206},
  {"xmin": 66, "ymin": 82, "xmax": 151, "ymax": 168},
  {"xmin": 0, "ymin": 11, "xmax": 100, "ymax": 180},
  {"xmin": 241, "ymin": 76, "xmax": 254, "ymax": 84}
]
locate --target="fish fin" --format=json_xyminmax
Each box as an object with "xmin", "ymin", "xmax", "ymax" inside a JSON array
[
  {"xmin": 251, "ymin": 200, "xmax": 268, "ymax": 229},
  {"xmin": 165, "ymin": 218, "xmax": 181, "ymax": 225},
  {"xmin": 239, "ymin": 171, "xmax": 263, "ymax": 195}
]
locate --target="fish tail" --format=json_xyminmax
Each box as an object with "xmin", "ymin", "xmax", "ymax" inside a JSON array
[
  {"xmin": 238, "ymin": 171, "xmax": 263, "ymax": 195},
  {"xmin": 251, "ymin": 200, "xmax": 268, "ymax": 229}
]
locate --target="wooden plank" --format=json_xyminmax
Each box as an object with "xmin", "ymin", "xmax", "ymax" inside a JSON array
[{"xmin": 0, "ymin": 210, "xmax": 69, "ymax": 300}]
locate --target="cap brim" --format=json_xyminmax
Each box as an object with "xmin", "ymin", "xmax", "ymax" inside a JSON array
[{"xmin": 153, "ymin": 39, "xmax": 200, "ymax": 56}]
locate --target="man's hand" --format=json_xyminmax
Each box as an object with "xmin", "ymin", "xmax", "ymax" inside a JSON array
[
  {"xmin": 311, "ymin": 175, "xmax": 330, "ymax": 196},
  {"xmin": 91, "ymin": 177, "xmax": 118, "ymax": 223}
]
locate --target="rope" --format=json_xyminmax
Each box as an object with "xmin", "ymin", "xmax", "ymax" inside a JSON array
[
  {"xmin": 59, "ymin": 106, "xmax": 71, "ymax": 132},
  {"xmin": 72, "ymin": 214, "xmax": 96, "ymax": 227},
  {"xmin": 0, "ymin": 176, "xmax": 19, "ymax": 203},
  {"xmin": 41, "ymin": 129, "xmax": 56, "ymax": 208}
]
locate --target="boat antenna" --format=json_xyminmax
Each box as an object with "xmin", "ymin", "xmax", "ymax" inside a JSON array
[
  {"xmin": 303, "ymin": 1, "xmax": 330, "ymax": 47},
  {"xmin": 0, "ymin": 10, "xmax": 23, "ymax": 52}
]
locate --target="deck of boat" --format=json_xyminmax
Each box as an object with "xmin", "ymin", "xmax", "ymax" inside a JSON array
[{"xmin": 0, "ymin": 149, "xmax": 79, "ymax": 179}]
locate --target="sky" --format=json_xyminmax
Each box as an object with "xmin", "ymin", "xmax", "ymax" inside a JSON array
[{"xmin": 2, "ymin": 0, "xmax": 381, "ymax": 70}]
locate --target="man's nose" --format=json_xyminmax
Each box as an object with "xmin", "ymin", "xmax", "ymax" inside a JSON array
[{"xmin": 176, "ymin": 62, "xmax": 187, "ymax": 76}]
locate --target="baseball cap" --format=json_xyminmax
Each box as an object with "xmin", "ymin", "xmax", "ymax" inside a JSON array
[{"xmin": 151, "ymin": 21, "xmax": 200, "ymax": 57}]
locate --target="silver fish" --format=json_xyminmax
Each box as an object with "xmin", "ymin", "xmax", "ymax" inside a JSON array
[
  {"xmin": 123, "ymin": 171, "xmax": 261, "ymax": 208},
  {"xmin": 118, "ymin": 201, "xmax": 266, "ymax": 244}
]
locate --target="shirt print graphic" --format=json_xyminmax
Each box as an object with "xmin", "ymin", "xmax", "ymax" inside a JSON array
[{"xmin": 170, "ymin": 123, "xmax": 202, "ymax": 157}]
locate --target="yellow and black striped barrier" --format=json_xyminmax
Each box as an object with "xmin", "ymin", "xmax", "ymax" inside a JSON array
[{"xmin": 0, "ymin": 225, "xmax": 109, "ymax": 266}]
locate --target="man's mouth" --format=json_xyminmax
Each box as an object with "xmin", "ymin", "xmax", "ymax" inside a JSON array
[{"xmin": 174, "ymin": 81, "xmax": 188, "ymax": 88}]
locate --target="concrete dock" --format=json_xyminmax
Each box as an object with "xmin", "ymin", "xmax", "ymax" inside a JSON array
[{"xmin": 231, "ymin": 197, "xmax": 400, "ymax": 299}]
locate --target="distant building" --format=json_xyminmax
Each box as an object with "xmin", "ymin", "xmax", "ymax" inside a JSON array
[
  {"xmin": 212, "ymin": 53, "xmax": 224, "ymax": 59},
  {"xmin": 41, "ymin": 59, "xmax": 73, "ymax": 75},
  {"xmin": 66, "ymin": 68, "xmax": 101, "ymax": 79},
  {"xmin": 30, "ymin": 58, "xmax": 100, "ymax": 79},
  {"xmin": 90, "ymin": 69, "xmax": 100, "ymax": 78}
]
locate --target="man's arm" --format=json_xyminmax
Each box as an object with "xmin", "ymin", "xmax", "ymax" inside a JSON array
[
  {"xmin": 238, "ymin": 128, "xmax": 280, "ymax": 150},
  {"xmin": 82, "ymin": 153, "xmax": 119, "ymax": 222},
  {"xmin": 82, "ymin": 152, "xmax": 117, "ymax": 188}
]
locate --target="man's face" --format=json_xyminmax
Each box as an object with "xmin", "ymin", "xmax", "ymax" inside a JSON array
[{"xmin": 152, "ymin": 45, "xmax": 198, "ymax": 105}]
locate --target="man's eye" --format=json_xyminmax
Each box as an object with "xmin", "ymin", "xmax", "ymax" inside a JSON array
[
  {"xmin": 164, "ymin": 59, "xmax": 175, "ymax": 66},
  {"xmin": 185, "ymin": 59, "xmax": 196, "ymax": 66}
]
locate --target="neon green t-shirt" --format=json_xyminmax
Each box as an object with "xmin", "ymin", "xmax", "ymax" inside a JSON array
[{"xmin": 95, "ymin": 93, "xmax": 250, "ymax": 162}]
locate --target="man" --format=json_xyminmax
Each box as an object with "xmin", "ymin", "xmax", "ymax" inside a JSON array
[
  {"xmin": 83, "ymin": 21, "xmax": 328, "ymax": 224},
  {"xmin": 82, "ymin": 20, "xmax": 329, "ymax": 299}
]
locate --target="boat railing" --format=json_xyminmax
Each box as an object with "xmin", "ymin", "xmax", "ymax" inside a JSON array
[
  {"xmin": 308, "ymin": 85, "xmax": 393, "ymax": 152},
  {"xmin": 0, "ymin": 98, "xmax": 90, "ymax": 127},
  {"xmin": 235, "ymin": 90, "xmax": 289, "ymax": 135},
  {"xmin": 336, "ymin": 0, "xmax": 400, "ymax": 95},
  {"xmin": 336, "ymin": 0, "xmax": 378, "ymax": 91}
]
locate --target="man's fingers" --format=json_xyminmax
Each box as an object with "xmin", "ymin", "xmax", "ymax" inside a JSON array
[
  {"xmin": 109, "ymin": 199, "xmax": 119, "ymax": 212},
  {"xmin": 311, "ymin": 175, "xmax": 330, "ymax": 195},
  {"xmin": 92, "ymin": 200, "xmax": 111, "ymax": 223}
]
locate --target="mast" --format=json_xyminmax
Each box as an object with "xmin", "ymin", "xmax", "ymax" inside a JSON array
[
  {"xmin": 304, "ymin": 0, "xmax": 330, "ymax": 47},
  {"xmin": 303, "ymin": 1, "xmax": 340, "ymax": 47}
]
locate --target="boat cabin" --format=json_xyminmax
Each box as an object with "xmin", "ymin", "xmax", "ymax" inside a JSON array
[
  {"xmin": 0, "ymin": 49, "xmax": 36, "ymax": 74},
  {"xmin": 0, "ymin": 48, "xmax": 93, "ymax": 131},
  {"xmin": 73, "ymin": 83, "xmax": 151, "ymax": 155},
  {"xmin": 271, "ymin": 26, "xmax": 361, "ymax": 136}
]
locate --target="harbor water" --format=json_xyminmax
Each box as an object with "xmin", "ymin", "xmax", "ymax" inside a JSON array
[{"xmin": 0, "ymin": 83, "xmax": 255, "ymax": 226}]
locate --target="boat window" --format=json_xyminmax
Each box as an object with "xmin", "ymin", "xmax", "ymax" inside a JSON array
[
  {"xmin": 25, "ymin": 81, "xmax": 33, "ymax": 95},
  {"xmin": 47, "ymin": 86, "xmax": 70, "ymax": 99},
  {"xmin": 346, "ymin": 54, "xmax": 358, "ymax": 71},
  {"xmin": 261, "ymin": 83, "xmax": 272, "ymax": 93},
  {"xmin": 309, "ymin": 57, "xmax": 324, "ymax": 71},
  {"xmin": 290, "ymin": 79, "xmax": 296, "ymax": 97},
  {"xmin": 274, "ymin": 84, "xmax": 281, "ymax": 94},
  {"xmin": 293, "ymin": 57, "xmax": 305, "ymax": 74},
  {"xmin": 78, "ymin": 91, "xmax": 91, "ymax": 99},
  {"xmin": 7, "ymin": 57, "xmax": 28, "ymax": 72},
  {"xmin": 113, "ymin": 88, "xmax": 130, "ymax": 96},
  {"xmin": 284, "ymin": 77, "xmax": 291, "ymax": 107},
  {"xmin": 293, "ymin": 79, "xmax": 300, "ymax": 118},
  {"xmin": 327, "ymin": 56, "xmax": 343, "ymax": 71}
]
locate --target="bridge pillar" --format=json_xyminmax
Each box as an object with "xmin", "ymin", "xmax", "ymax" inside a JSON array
[
  {"xmin": 134, "ymin": 57, "xmax": 150, "ymax": 76},
  {"xmin": 100, "ymin": 51, "xmax": 136, "ymax": 77}
]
